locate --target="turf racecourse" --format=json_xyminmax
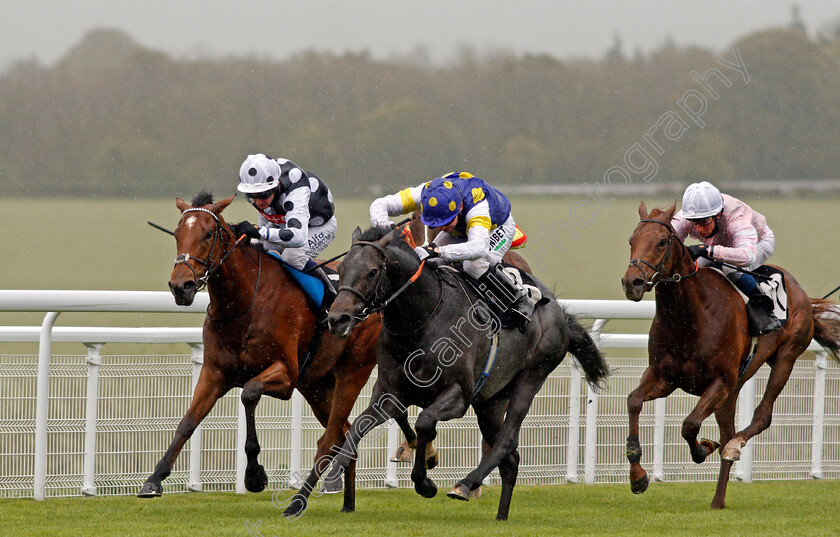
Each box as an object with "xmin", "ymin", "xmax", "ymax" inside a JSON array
[{"xmin": 2, "ymin": 481, "xmax": 838, "ymax": 537}]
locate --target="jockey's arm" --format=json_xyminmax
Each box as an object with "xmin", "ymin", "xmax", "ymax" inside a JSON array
[
  {"xmin": 369, "ymin": 184, "xmax": 424, "ymax": 228},
  {"xmin": 710, "ymin": 228, "xmax": 758, "ymax": 267},
  {"xmin": 438, "ymin": 203, "xmax": 491, "ymax": 262},
  {"xmin": 260, "ymin": 187, "xmax": 311, "ymax": 248}
]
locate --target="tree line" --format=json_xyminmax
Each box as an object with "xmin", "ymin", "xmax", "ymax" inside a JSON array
[{"xmin": 1, "ymin": 26, "xmax": 838, "ymax": 198}]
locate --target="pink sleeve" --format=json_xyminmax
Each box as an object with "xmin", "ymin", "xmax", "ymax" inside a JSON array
[{"xmin": 711, "ymin": 198, "xmax": 758, "ymax": 266}]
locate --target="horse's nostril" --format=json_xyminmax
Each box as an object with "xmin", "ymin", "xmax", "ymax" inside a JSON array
[
  {"xmin": 182, "ymin": 281, "xmax": 196, "ymax": 291},
  {"xmin": 633, "ymin": 278, "xmax": 645, "ymax": 288}
]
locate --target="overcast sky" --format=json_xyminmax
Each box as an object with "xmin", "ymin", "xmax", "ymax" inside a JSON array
[{"xmin": 1, "ymin": 1, "xmax": 839, "ymax": 71}]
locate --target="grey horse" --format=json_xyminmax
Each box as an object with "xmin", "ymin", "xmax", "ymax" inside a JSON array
[{"xmin": 282, "ymin": 225, "xmax": 609, "ymax": 521}]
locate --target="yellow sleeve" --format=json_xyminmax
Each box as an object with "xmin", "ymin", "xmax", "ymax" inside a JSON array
[{"xmin": 398, "ymin": 187, "xmax": 420, "ymax": 213}]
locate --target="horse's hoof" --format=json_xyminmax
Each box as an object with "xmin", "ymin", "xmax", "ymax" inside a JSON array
[
  {"xmin": 137, "ymin": 481, "xmax": 162, "ymax": 498},
  {"xmin": 244, "ymin": 464, "xmax": 268, "ymax": 493},
  {"xmin": 425, "ymin": 445, "xmax": 439, "ymax": 470},
  {"xmin": 390, "ymin": 445, "xmax": 413, "ymax": 463},
  {"xmin": 721, "ymin": 438, "xmax": 745, "ymax": 462},
  {"xmin": 281, "ymin": 496, "xmax": 307, "ymax": 518},
  {"xmin": 630, "ymin": 473, "xmax": 649, "ymax": 494},
  {"xmin": 414, "ymin": 478, "xmax": 438, "ymax": 498},
  {"xmin": 446, "ymin": 483, "xmax": 471, "ymax": 501}
]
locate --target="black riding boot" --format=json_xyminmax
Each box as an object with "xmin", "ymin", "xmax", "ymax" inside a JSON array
[
  {"xmin": 311, "ymin": 266, "xmax": 337, "ymax": 315},
  {"xmin": 746, "ymin": 289, "xmax": 781, "ymax": 336},
  {"xmin": 477, "ymin": 264, "xmax": 534, "ymax": 333}
]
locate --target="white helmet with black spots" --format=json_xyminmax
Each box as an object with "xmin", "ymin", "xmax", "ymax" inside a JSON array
[
  {"xmin": 237, "ymin": 154, "xmax": 280, "ymax": 194},
  {"xmin": 681, "ymin": 181, "xmax": 724, "ymax": 219}
]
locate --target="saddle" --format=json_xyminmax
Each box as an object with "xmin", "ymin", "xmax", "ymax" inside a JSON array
[{"xmin": 714, "ymin": 265, "xmax": 789, "ymax": 336}]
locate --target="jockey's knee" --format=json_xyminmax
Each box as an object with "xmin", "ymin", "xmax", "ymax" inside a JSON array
[{"xmin": 463, "ymin": 258, "xmax": 489, "ymax": 279}]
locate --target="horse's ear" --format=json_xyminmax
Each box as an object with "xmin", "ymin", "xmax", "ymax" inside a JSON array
[
  {"xmin": 211, "ymin": 195, "xmax": 235, "ymax": 214},
  {"xmin": 408, "ymin": 211, "xmax": 425, "ymax": 246},
  {"xmin": 351, "ymin": 226, "xmax": 362, "ymax": 243},
  {"xmin": 176, "ymin": 197, "xmax": 190, "ymax": 212},
  {"xmin": 663, "ymin": 200, "xmax": 678, "ymax": 220},
  {"xmin": 638, "ymin": 201, "xmax": 648, "ymax": 220}
]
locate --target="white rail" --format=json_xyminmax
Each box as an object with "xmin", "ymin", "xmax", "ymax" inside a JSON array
[{"xmin": 0, "ymin": 290, "xmax": 834, "ymax": 499}]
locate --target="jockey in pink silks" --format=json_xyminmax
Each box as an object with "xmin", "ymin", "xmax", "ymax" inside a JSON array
[{"xmin": 671, "ymin": 181, "xmax": 781, "ymax": 335}]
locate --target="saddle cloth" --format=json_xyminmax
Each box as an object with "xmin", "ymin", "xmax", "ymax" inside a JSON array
[
  {"xmin": 265, "ymin": 251, "xmax": 337, "ymax": 308},
  {"xmin": 713, "ymin": 265, "xmax": 789, "ymax": 326}
]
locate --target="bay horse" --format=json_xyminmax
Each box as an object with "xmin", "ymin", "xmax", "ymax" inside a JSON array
[
  {"xmin": 620, "ymin": 202, "xmax": 840, "ymax": 509},
  {"xmin": 299, "ymin": 224, "xmax": 610, "ymax": 521},
  {"xmin": 137, "ymin": 191, "xmax": 424, "ymax": 513}
]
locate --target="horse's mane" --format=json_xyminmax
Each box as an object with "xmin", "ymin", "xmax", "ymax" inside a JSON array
[
  {"xmin": 358, "ymin": 226, "xmax": 416, "ymax": 256},
  {"xmin": 191, "ymin": 190, "xmax": 215, "ymax": 207},
  {"xmin": 647, "ymin": 207, "xmax": 671, "ymax": 220}
]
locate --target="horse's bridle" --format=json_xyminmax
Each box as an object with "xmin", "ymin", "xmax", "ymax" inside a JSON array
[
  {"xmin": 336, "ymin": 241, "xmax": 394, "ymax": 321},
  {"xmin": 173, "ymin": 207, "xmax": 237, "ymax": 292},
  {"xmin": 628, "ymin": 219, "xmax": 698, "ymax": 290},
  {"xmin": 337, "ymin": 240, "xmax": 436, "ymax": 332}
]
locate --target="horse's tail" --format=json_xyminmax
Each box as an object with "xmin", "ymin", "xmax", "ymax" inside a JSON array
[
  {"xmin": 565, "ymin": 311, "xmax": 610, "ymax": 389},
  {"xmin": 811, "ymin": 298, "xmax": 840, "ymax": 363}
]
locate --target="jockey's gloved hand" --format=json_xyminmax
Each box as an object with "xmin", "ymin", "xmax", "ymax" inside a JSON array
[
  {"xmin": 415, "ymin": 244, "xmax": 440, "ymax": 260},
  {"xmin": 234, "ymin": 221, "xmax": 261, "ymax": 240},
  {"xmin": 687, "ymin": 244, "xmax": 713, "ymax": 260}
]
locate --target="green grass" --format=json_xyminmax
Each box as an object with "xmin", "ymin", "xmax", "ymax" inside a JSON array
[{"xmin": 1, "ymin": 480, "xmax": 838, "ymax": 536}]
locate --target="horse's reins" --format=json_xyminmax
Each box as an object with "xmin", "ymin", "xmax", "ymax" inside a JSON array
[
  {"xmin": 628, "ymin": 219, "xmax": 699, "ymax": 290},
  {"xmin": 174, "ymin": 207, "xmax": 259, "ymax": 320},
  {"xmin": 338, "ymin": 238, "xmax": 443, "ymax": 335}
]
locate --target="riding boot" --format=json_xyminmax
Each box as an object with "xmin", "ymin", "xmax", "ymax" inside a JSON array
[
  {"xmin": 745, "ymin": 289, "xmax": 782, "ymax": 336},
  {"xmin": 311, "ymin": 266, "xmax": 337, "ymax": 314},
  {"xmin": 477, "ymin": 264, "xmax": 534, "ymax": 333}
]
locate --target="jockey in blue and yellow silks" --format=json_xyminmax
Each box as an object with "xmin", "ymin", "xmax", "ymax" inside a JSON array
[{"xmin": 369, "ymin": 172, "xmax": 533, "ymax": 331}]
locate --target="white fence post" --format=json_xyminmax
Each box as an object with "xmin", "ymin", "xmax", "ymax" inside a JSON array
[
  {"xmin": 584, "ymin": 383, "xmax": 599, "ymax": 484},
  {"xmin": 583, "ymin": 319, "xmax": 606, "ymax": 484},
  {"xmin": 81, "ymin": 343, "xmax": 102, "ymax": 496},
  {"xmin": 735, "ymin": 376, "xmax": 757, "ymax": 482},
  {"xmin": 188, "ymin": 344, "xmax": 204, "ymax": 492},
  {"xmin": 34, "ymin": 311, "xmax": 60, "ymax": 501},
  {"xmin": 811, "ymin": 351, "xmax": 828, "ymax": 479},
  {"xmin": 236, "ymin": 389, "xmax": 247, "ymax": 494},
  {"xmin": 653, "ymin": 398, "xmax": 666, "ymax": 482},
  {"xmin": 385, "ymin": 419, "xmax": 399, "ymax": 488},
  {"xmin": 288, "ymin": 389, "xmax": 304, "ymax": 488},
  {"xmin": 565, "ymin": 364, "xmax": 582, "ymax": 483}
]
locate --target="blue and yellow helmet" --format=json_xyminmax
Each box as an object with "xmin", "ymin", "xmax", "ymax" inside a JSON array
[{"xmin": 420, "ymin": 178, "xmax": 463, "ymax": 227}]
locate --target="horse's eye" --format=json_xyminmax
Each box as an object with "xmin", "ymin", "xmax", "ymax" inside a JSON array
[
  {"xmin": 203, "ymin": 231, "xmax": 213, "ymax": 240},
  {"xmin": 368, "ymin": 268, "xmax": 378, "ymax": 278},
  {"xmin": 657, "ymin": 239, "xmax": 667, "ymax": 248}
]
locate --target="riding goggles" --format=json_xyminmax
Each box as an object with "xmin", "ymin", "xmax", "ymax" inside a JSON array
[{"xmin": 246, "ymin": 189, "xmax": 275, "ymax": 201}]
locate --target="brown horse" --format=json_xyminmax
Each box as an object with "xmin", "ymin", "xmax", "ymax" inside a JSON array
[
  {"xmin": 137, "ymin": 191, "xmax": 423, "ymax": 513},
  {"xmin": 620, "ymin": 202, "xmax": 840, "ymax": 509}
]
